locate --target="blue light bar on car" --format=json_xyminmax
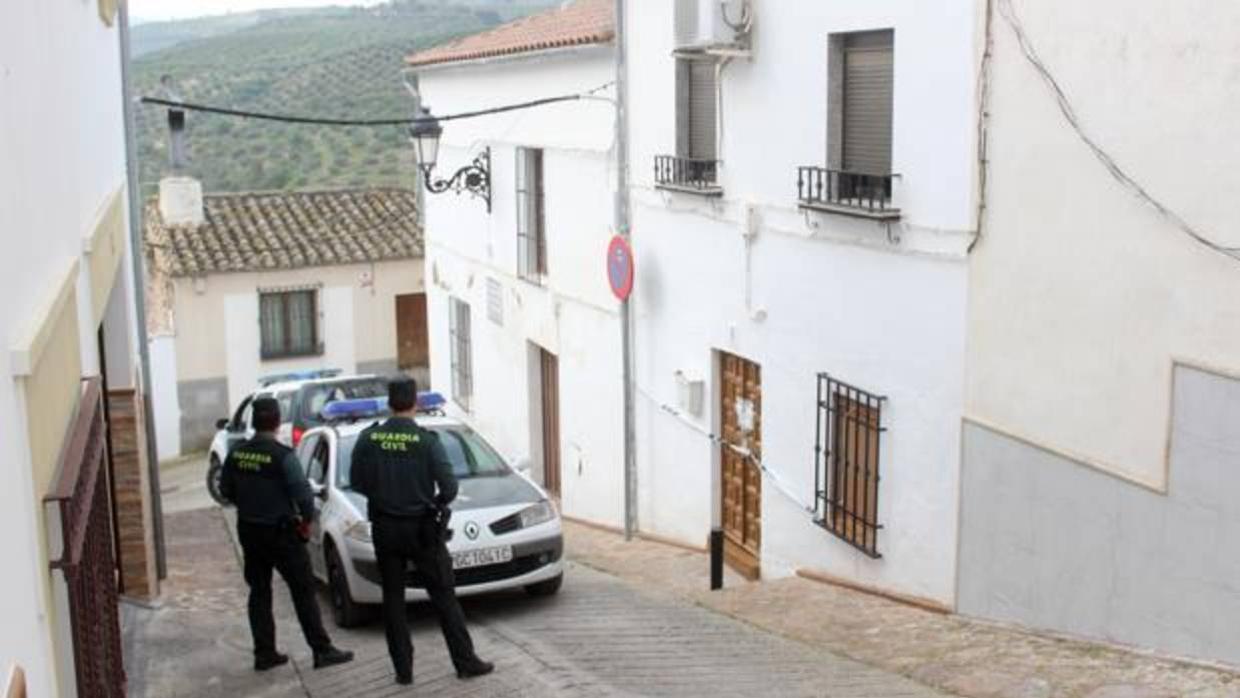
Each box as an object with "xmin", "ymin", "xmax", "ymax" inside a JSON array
[
  {"xmin": 321, "ymin": 396, "xmax": 389, "ymax": 421},
  {"xmin": 416, "ymin": 391, "xmax": 447, "ymax": 413}
]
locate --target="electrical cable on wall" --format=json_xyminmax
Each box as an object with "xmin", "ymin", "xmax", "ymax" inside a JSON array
[
  {"xmin": 632, "ymin": 384, "xmax": 819, "ymax": 517},
  {"xmin": 996, "ymin": 0, "xmax": 1240, "ymax": 262}
]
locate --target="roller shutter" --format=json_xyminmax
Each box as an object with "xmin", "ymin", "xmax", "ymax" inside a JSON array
[
  {"xmin": 676, "ymin": 58, "xmax": 718, "ymax": 160},
  {"xmin": 842, "ymin": 32, "xmax": 894, "ymax": 175}
]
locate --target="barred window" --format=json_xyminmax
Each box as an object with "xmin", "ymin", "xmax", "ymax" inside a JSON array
[
  {"xmin": 449, "ymin": 297, "xmax": 473, "ymax": 411},
  {"xmin": 815, "ymin": 374, "xmax": 886, "ymax": 558},
  {"xmin": 259, "ymin": 289, "xmax": 320, "ymax": 360},
  {"xmin": 515, "ymin": 147, "xmax": 546, "ymax": 282}
]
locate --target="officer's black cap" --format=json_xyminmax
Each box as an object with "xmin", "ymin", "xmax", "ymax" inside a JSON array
[
  {"xmin": 389, "ymin": 377, "xmax": 418, "ymax": 412},
  {"xmin": 252, "ymin": 397, "xmax": 281, "ymax": 431}
]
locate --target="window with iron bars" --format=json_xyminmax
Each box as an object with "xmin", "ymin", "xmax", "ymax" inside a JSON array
[
  {"xmin": 515, "ymin": 147, "xmax": 546, "ymax": 282},
  {"xmin": 449, "ymin": 297, "xmax": 473, "ymax": 411},
  {"xmin": 814, "ymin": 374, "xmax": 886, "ymax": 558},
  {"xmin": 259, "ymin": 288, "xmax": 321, "ymax": 360}
]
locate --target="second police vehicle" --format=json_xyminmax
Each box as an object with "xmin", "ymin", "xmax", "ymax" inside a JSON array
[{"xmin": 298, "ymin": 393, "xmax": 564, "ymax": 627}]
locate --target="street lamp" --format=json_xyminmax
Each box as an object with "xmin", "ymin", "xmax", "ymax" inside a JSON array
[{"xmin": 409, "ymin": 105, "xmax": 491, "ymax": 213}]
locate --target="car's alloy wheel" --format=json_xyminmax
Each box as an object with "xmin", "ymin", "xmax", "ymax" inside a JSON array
[
  {"xmin": 206, "ymin": 456, "xmax": 227, "ymax": 506},
  {"xmin": 326, "ymin": 545, "xmax": 370, "ymax": 628}
]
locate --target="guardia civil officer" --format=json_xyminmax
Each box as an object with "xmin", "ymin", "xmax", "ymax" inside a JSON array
[
  {"xmin": 219, "ymin": 397, "xmax": 354, "ymax": 672},
  {"xmin": 350, "ymin": 378, "xmax": 494, "ymax": 687}
]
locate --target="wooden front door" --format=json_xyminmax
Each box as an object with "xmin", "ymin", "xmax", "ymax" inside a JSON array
[
  {"xmin": 395, "ymin": 293, "xmax": 429, "ymax": 370},
  {"xmin": 720, "ymin": 352, "xmax": 762, "ymax": 579},
  {"xmin": 540, "ymin": 348, "xmax": 562, "ymax": 497}
]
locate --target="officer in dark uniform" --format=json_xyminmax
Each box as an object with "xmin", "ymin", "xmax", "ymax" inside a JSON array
[
  {"xmin": 219, "ymin": 397, "xmax": 353, "ymax": 672},
  {"xmin": 350, "ymin": 378, "xmax": 493, "ymax": 687}
]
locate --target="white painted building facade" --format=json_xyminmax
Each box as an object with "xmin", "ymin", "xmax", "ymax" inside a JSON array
[
  {"xmin": 409, "ymin": 0, "xmax": 624, "ymax": 526},
  {"xmin": 957, "ymin": 0, "xmax": 1240, "ymax": 668},
  {"xmin": 0, "ymin": 1, "xmax": 148, "ymax": 694},
  {"xmin": 625, "ymin": 0, "xmax": 978, "ymax": 605}
]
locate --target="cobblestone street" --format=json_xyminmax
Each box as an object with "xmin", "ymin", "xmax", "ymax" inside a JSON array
[{"xmin": 124, "ymin": 504, "xmax": 947, "ymax": 698}]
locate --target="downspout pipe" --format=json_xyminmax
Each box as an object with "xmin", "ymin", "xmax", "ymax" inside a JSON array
[{"xmin": 118, "ymin": 0, "xmax": 167, "ymax": 581}]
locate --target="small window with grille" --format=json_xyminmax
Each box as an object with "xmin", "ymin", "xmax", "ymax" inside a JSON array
[
  {"xmin": 258, "ymin": 288, "xmax": 321, "ymax": 360},
  {"xmin": 515, "ymin": 147, "xmax": 546, "ymax": 282},
  {"xmin": 814, "ymin": 374, "xmax": 886, "ymax": 558},
  {"xmin": 449, "ymin": 297, "xmax": 473, "ymax": 411}
]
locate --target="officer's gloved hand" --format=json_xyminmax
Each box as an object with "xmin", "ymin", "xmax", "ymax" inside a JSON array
[{"xmin": 435, "ymin": 506, "xmax": 454, "ymax": 542}]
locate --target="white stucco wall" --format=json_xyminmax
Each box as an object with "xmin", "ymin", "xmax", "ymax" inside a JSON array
[
  {"xmin": 149, "ymin": 335, "xmax": 182, "ymax": 460},
  {"xmin": 626, "ymin": 0, "xmax": 977, "ymax": 603},
  {"xmin": 0, "ymin": 2, "xmax": 131, "ymax": 695},
  {"xmin": 418, "ymin": 47, "xmax": 624, "ymax": 526},
  {"xmin": 965, "ymin": 0, "xmax": 1240, "ymax": 490}
]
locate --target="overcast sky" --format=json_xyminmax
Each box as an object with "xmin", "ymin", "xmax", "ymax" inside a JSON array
[{"xmin": 130, "ymin": 0, "xmax": 385, "ymax": 22}]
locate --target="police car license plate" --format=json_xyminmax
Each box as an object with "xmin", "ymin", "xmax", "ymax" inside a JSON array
[{"xmin": 452, "ymin": 546, "xmax": 513, "ymax": 570}]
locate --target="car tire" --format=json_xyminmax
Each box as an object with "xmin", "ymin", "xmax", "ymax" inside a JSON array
[
  {"xmin": 326, "ymin": 544, "xmax": 370, "ymax": 628},
  {"xmin": 206, "ymin": 455, "xmax": 227, "ymax": 506},
  {"xmin": 524, "ymin": 573, "xmax": 563, "ymax": 597}
]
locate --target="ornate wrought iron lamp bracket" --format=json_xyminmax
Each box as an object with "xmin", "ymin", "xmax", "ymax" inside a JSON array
[{"xmin": 421, "ymin": 147, "xmax": 491, "ymax": 213}]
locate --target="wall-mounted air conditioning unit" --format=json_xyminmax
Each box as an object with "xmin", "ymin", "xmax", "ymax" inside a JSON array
[{"xmin": 674, "ymin": 0, "xmax": 753, "ymax": 54}]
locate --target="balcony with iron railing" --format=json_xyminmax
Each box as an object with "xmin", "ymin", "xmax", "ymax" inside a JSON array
[
  {"xmin": 797, "ymin": 167, "xmax": 900, "ymax": 221},
  {"xmin": 655, "ymin": 155, "xmax": 723, "ymax": 196}
]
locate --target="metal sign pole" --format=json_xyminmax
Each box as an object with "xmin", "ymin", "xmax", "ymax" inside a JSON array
[{"xmin": 614, "ymin": 0, "xmax": 636, "ymax": 541}]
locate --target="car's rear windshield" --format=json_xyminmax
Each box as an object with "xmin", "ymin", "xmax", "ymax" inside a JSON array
[
  {"xmin": 336, "ymin": 426, "xmax": 510, "ymax": 489},
  {"xmin": 300, "ymin": 378, "xmax": 388, "ymax": 425}
]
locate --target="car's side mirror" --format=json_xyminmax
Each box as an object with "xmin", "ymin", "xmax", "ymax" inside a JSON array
[
  {"xmin": 514, "ymin": 457, "xmax": 533, "ymax": 476},
  {"xmin": 216, "ymin": 418, "xmax": 230, "ymax": 430},
  {"xmin": 312, "ymin": 483, "xmax": 328, "ymax": 501}
]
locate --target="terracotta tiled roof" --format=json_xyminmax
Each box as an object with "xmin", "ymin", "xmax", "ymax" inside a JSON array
[
  {"xmin": 405, "ymin": 0, "xmax": 614, "ymax": 68},
  {"xmin": 145, "ymin": 188, "xmax": 422, "ymax": 277}
]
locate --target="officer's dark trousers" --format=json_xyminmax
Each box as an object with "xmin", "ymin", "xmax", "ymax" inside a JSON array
[
  {"xmin": 237, "ymin": 520, "xmax": 332, "ymax": 657},
  {"xmin": 372, "ymin": 515, "xmax": 476, "ymax": 677}
]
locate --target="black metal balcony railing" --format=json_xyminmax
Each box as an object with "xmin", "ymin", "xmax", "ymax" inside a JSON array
[
  {"xmin": 655, "ymin": 155, "xmax": 722, "ymax": 194},
  {"xmin": 797, "ymin": 167, "xmax": 900, "ymax": 220}
]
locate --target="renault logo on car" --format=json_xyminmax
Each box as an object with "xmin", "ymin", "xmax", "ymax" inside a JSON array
[{"xmin": 463, "ymin": 521, "xmax": 480, "ymax": 540}]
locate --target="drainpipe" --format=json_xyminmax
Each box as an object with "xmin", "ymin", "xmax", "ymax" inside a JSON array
[
  {"xmin": 119, "ymin": 0, "xmax": 168, "ymax": 581},
  {"xmin": 615, "ymin": 0, "xmax": 636, "ymax": 540}
]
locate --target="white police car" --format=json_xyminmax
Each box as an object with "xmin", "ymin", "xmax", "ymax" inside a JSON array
[
  {"xmin": 297, "ymin": 395, "xmax": 564, "ymax": 628},
  {"xmin": 206, "ymin": 371, "xmax": 388, "ymax": 504}
]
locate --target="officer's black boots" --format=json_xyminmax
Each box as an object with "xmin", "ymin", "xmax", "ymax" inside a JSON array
[
  {"xmin": 312, "ymin": 646, "xmax": 355, "ymax": 669},
  {"xmin": 395, "ymin": 673, "xmax": 413, "ymax": 686},
  {"xmin": 254, "ymin": 651, "xmax": 289, "ymax": 672},
  {"xmin": 456, "ymin": 658, "xmax": 495, "ymax": 680}
]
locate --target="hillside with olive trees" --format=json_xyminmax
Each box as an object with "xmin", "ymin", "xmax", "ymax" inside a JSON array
[{"xmin": 134, "ymin": 1, "xmax": 558, "ymax": 193}]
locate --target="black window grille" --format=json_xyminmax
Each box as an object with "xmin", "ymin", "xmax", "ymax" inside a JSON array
[{"xmin": 814, "ymin": 374, "xmax": 886, "ymax": 558}]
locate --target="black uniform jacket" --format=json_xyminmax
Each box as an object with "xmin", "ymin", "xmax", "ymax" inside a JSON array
[
  {"xmin": 220, "ymin": 434, "xmax": 315, "ymax": 526},
  {"xmin": 349, "ymin": 417, "xmax": 458, "ymax": 520}
]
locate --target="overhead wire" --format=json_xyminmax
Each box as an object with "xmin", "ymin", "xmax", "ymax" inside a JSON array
[{"xmin": 139, "ymin": 81, "xmax": 617, "ymax": 128}]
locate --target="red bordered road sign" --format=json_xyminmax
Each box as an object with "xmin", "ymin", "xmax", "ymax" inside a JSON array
[{"xmin": 607, "ymin": 235, "xmax": 635, "ymax": 301}]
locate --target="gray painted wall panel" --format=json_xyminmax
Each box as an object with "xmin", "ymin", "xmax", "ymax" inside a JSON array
[
  {"xmin": 959, "ymin": 365, "xmax": 1240, "ymax": 667},
  {"xmin": 178, "ymin": 376, "xmax": 229, "ymax": 452}
]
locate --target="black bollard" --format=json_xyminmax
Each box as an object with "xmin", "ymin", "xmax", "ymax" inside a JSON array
[{"xmin": 709, "ymin": 528, "xmax": 724, "ymax": 590}]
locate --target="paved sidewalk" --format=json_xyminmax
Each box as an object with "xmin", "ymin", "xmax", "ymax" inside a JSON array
[{"xmin": 563, "ymin": 521, "xmax": 1240, "ymax": 698}]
